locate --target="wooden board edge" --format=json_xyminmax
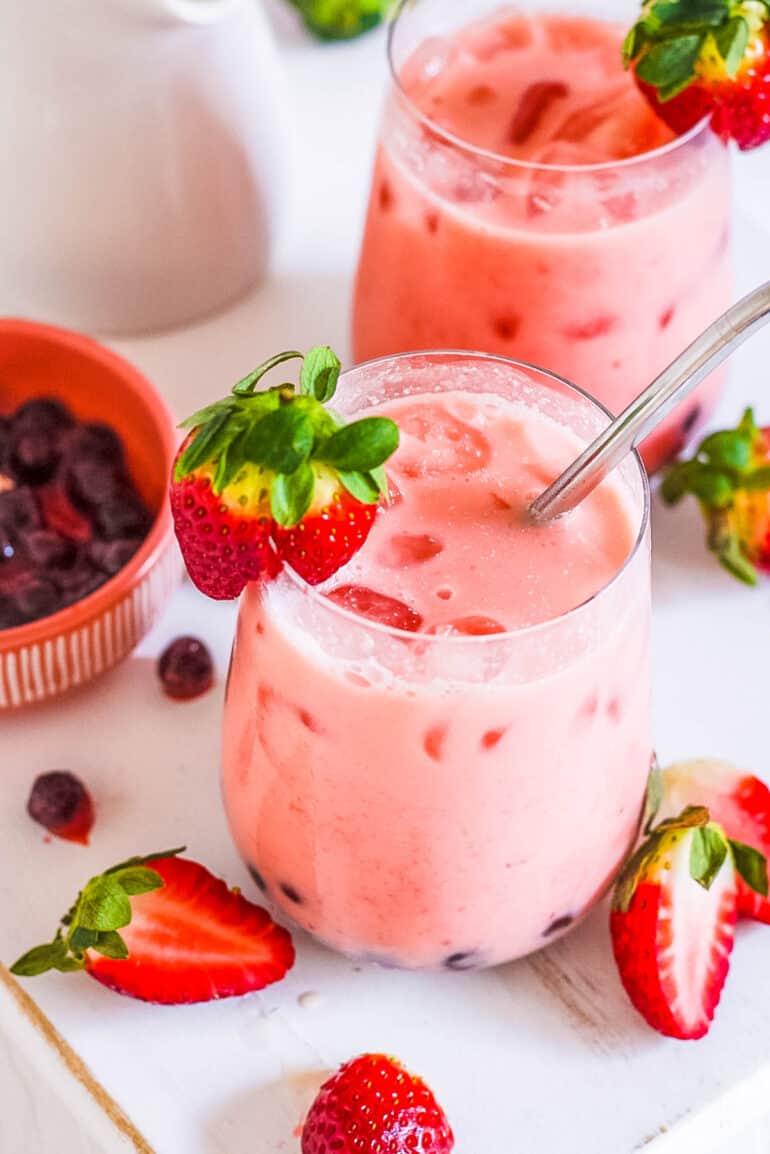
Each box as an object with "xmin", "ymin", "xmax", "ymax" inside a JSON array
[{"xmin": 0, "ymin": 963, "xmax": 156, "ymax": 1154}]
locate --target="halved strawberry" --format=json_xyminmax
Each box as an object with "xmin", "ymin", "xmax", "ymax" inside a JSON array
[
  {"xmin": 625, "ymin": 1, "xmax": 770, "ymax": 150},
  {"xmin": 271, "ymin": 464, "xmax": 377, "ymax": 586},
  {"xmin": 170, "ymin": 347, "xmax": 399, "ymax": 599},
  {"xmin": 301, "ymin": 1053, "xmax": 454, "ymax": 1154},
  {"xmin": 661, "ymin": 408, "xmax": 770, "ymax": 584},
  {"xmin": 170, "ymin": 443, "xmax": 277, "ymax": 601},
  {"xmin": 10, "ymin": 850, "xmax": 295, "ymax": 1004},
  {"xmin": 658, "ymin": 758, "xmax": 770, "ymax": 922},
  {"xmin": 610, "ymin": 806, "xmax": 767, "ymax": 1039}
]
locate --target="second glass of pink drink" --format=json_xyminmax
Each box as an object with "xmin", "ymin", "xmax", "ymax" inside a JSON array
[
  {"xmin": 353, "ymin": 0, "xmax": 732, "ymax": 473},
  {"xmin": 222, "ymin": 352, "xmax": 651, "ymax": 969}
]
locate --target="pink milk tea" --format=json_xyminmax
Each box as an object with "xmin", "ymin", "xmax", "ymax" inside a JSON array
[
  {"xmin": 221, "ymin": 353, "xmax": 652, "ymax": 969},
  {"xmin": 352, "ymin": 6, "xmax": 731, "ymax": 473}
]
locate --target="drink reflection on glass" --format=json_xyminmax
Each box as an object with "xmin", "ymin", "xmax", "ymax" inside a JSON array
[{"xmin": 352, "ymin": 1, "xmax": 731, "ymax": 472}]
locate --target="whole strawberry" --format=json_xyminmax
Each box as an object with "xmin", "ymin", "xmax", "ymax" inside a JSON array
[
  {"xmin": 611, "ymin": 805, "xmax": 767, "ymax": 1039},
  {"xmin": 170, "ymin": 347, "xmax": 399, "ymax": 598},
  {"xmin": 624, "ymin": 0, "xmax": 770, "ymax": 150},
  {"xmin": 11, "ymin": 849, "xmax": 295, "ymax": 1004},
  {"xmin": 661, "ymin": 408, "xmax": 770, "ymax": 584},
  {"xmin": 302, "ymin": 1053, "xmax": 454, "ymax": 1154}
]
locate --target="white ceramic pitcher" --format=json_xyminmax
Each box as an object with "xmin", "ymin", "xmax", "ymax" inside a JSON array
[{"xmin": 0, "ymin": 0, "xmax": 287, "ymax": 334}]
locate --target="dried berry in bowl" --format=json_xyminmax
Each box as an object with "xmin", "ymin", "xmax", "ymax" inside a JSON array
[
  {"xmin": 0, "ymin": 395, "xmax": 152, "ymax": 629},
  {"xmin": 0, "ymin": 318, "xmax": 179, "ymax": 710}
]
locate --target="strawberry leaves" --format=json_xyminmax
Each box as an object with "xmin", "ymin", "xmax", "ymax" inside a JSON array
[
  {"xmin": 300, "ymin": 346, "xmax": 341, "ymax": 402},
  {"xmin": 317, "ymin": 417, "xmax": 400, "ymax": 473},
  {"xmin": 173, "ymin": 347, "xmax": 399, "ymax": 529},
  {"xmin": 614, "ymin": 805, "xmax": 768, "ymax": 913},
  {"xmin": 730, "ymin": 837, "xmax": 770, "ymax": 895},
  {"xmin": 662, "ymin": 408, "xmax": 770, "ymax": 585},
  {"xmin": 690, "ymin": 823, "xmax": 729, "ymax": 887},
  {"xmin": 624, "ymin": 0, "xmax": 770, "ymax": 99},
  {"xmin": 286, "ymin": 0, "xmax": 388, "ymax": 41},
  {"xmin": 271, "ymin": 463, "xmax": 316, "ymax": 526},
  {"xmin": 10, "ymin": 848, "xmax": 184, "ymax": 977}
]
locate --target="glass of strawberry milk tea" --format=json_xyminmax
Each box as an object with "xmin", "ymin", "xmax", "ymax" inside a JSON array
[
  {"xmin": 352, "ymin": 0, "xmax": 731, "ymax": 473},
  {"xmin": 222, "ymin": 350, "xmax": 651, "ymax": 969}
]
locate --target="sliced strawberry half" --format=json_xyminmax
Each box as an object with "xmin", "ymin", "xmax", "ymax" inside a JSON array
[
  {"xmin": 611, "ymin": 806, "xmax": 767, "ymax": 1039},
  {"xmin": 659, "ymin": 758, "xmax": 770, "ymax": 923},
  {"xmin": 271, "ymin": 464, "xmax": 377, "ymax": 586},
  {"xmin": 170, "ymin": 446, "xmax": 277, "ymax": 601},
  {"xmin": 302, "ymin": 1053, "xmax": 454, "ymax": 1154},
  {"xmin": 170, "ymin": 347, "xmax": 399, "ymax": 599},
  {"xmin": 10, "ymin": 850, "xmax": 295, "ymax": 1004},
  {"xmin": 625, "ymin": 1, "xmax": 770, "ymax": 151}
]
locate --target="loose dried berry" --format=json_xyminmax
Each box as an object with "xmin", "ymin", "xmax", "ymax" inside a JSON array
[
  {"xmin": 27, "ymin": 771, "xmax": 94, "ymax": 844},
  {"xmin": 158, "ymin": 636, "xmax": 214, "ymax": 701}
]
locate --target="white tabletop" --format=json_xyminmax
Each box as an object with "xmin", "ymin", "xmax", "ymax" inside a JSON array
[{"xmin": 3, "ymin": 8, "xmax": 770, "ymax": 1154}]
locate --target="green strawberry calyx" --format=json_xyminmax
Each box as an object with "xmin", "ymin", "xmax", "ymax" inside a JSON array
[
  {"xmin": 287, "ymin": 0, "xmax": 390, "ymax": 41},
  {"xmin": 173, "ymin": 347, "xmax": 400, "ymax": 529},
  {"xmin": 661, "ymin": 407, "xmax": 770, "ymax": 585},
  {"xmin": 9, "ymin": 849, "xmax": 185, "ymax": 978},
  {"xmin": 613, "ymin": 806, "xmax": 767, "ymax": 912},
  {"xmin": 623, "ymin": 0, "xmax": 770, "ymax": 101}
]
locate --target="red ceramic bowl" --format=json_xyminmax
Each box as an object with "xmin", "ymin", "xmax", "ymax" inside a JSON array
[{"xmin": 0, "ymin": 319, "xmax": 181, "ymax": 709}]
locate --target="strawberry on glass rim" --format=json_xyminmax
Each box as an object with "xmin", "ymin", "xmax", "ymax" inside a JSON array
[
  {"xmin": 170, "ymin": 346, "xmax": 399, "ymax": 599},
  {"xmin": 10, "ymin": 849, "xmax": 294, "ymax": 1004},
  {"xmin": 661, "ymin": 407, "xmax": 770, "ymax": 584},
  {"xmin": 624, "ymin": 0, "xmax": 770, "ymax": 150},
  {"xmin": 610, "ymin": 803, "xmax": 768, "ymax": 1040}
]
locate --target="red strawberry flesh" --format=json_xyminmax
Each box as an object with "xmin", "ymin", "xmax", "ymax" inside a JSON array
[
  {"xmin": 326, "ymin": 583, "xmax": 423, "ymax": 632},
  {"xmin": 611, "ymin": 819, "xmax": 738, "ymax": 1040},
  {"xmin": 508, "ymin": 80, "xmax": 569, "ymax": 143},
  {"xmin": 86, "ymin": 856, "xmax": 294, "ymax": 1004},
  {"xmin": 170, "ymin": 458, "xmax": 277, "ymax": 601},
  {"xmin": 428, "ymin": 615, "xmax": 506, "ymax": 636},
  {"xmin": 272, "ymin": 487, "xmax": 377, "ymax": 586}
]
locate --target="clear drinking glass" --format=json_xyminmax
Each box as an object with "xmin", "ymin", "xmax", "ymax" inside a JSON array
[
  {"xmin": 221, "ymin": 352, "xmax": 651, "ymax": 970},
  {"xmin": 352, "ymin": 0, "xmax": 732, "ymax": 473}
]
